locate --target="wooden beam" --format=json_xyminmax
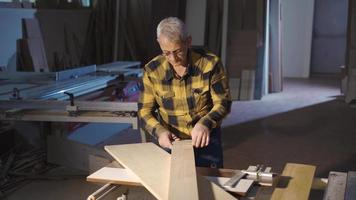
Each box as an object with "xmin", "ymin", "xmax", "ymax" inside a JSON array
[
  {"xmin": 271, "ymin": 163, "xmax": 316, "ymax": 200},
  {"xmin": 169, "ymin": 140, "xmax": 199, "ymax": 200}
]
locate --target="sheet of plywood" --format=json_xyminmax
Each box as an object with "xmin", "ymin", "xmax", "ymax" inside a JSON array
[
  {"xmin": 105, "ymin": 143, "xmax": 170, "ymax": 200},
  {"xmin": 169, "ymin": 140, "xmax": 199, "ymax": 200},
  {"xmin": 87, "ymin": 167, "xmax": 141, "ymax": 186},
  {"xmin": 229, "ymin": 78, "xmax": 240, "ymax": 101},
  {"xmin": 23, "ymin": 18, "xmax": 43, "ymax": 39},
  {"xmin": 271, "ymin": 163, "xmax": 316, "ymax": 200},
  {"xmin": 87, "ymin": 167, "xmax": 251, "ymax": 196},
  {"xmin": 27, "ymin": 38, "xmax": 49, "ymax": 72},
  {"xmin": 323, "ymin": 171, "xmax": 347, "ymax": 200},
  {"xmin": 239, "ymin": 69, "xmax": 255, "ymax": 100},
  {"xmin": 105, "ymin": 143, "xmax": 237, "ymax": 200}
]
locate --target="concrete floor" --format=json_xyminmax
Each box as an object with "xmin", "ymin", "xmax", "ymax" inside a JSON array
[
  {"xmin": 5, "ymin": 77, "xmax": 356, "ymax": 199},
  {"xmin": 222, "ymin": 77, "xmax": 356, "ymax": 177}
]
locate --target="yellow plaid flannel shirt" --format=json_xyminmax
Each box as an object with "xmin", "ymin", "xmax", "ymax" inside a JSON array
[{"xmin": 138, "ymin": 49, "xmax": 231, "ymax": 139}]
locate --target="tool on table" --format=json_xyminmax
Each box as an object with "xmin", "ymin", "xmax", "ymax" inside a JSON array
[{"xmin": 223, "ymin": 165, "xmax": 274, "ymax": 187}]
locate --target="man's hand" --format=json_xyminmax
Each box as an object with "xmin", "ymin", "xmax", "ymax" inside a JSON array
[
  {"xmin": 191, "ymin": 123, "xmax": 210, "ymax": 148},
  {"xmin": 158, "ymin": 131, "xmax": 180, "ymax": 149}
]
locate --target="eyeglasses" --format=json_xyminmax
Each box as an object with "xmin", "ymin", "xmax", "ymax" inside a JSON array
[{"xmin": 162, "ymin": 48, "xmax": 184, "ymax": 57}]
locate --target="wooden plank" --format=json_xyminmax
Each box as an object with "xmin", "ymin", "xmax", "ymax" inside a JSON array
[
  {"xmin": 23, "ymin": 18, "xmax": 49, "ymax": 72},
  {"xmin": 23, "ymin": 18, "xmax": 43, "ymax": 39},
  {"xmin": 105, "ymin": 143, "xmax": 170, "ymax": 200},
  {"xmin": 221, "ymin": 0, "xmax": 229, "ymax": 67},
  {"xmin": 27, "ymin": 38, "xmax": 49, "ymax": 72},
  {"xmin": 271, "ymin": 163, "xmax": 316, "ymax": 200},
  {"xmin": 345, "ymin": 171, "xmax": 356, "ymax": 200},
  {"xmin": 105, "ymin": 143, "xmax": 237, "ymax": 200},
  {"xmin": 323, "ymin": 171, "xmax": 347, "ymax": 200},
  {"xmin": 346, "ymin": 68, "xmax": 356, "ymax": 103},
  {"xmin": 169, "ymin": 140, "xmax": 199, "ymax": 200},
  {"xmin": 229, "ymin": 78, "xmax": 240, "ymax": 100},
  {"xmin": 87, "ymin": 167, "xmax": 141, "ymax": 186},
  {"xmin": 87, "ymin": 167, "xmax": 251, "ymax": 196},
  {"xmin": 226, "ymin": 31, "xmax": 257, "ymax": 78},
  {"xmin": 239, "ymin": 69, "xmax": 255, "ymax": 100}
]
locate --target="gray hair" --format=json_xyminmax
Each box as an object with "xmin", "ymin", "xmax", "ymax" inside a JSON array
[{"xmin": 156, "ymin": 17, "xmax": 188, "ymax": 43}]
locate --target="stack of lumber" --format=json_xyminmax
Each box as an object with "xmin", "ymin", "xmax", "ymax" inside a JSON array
[{"xmin": 226, "ymin": 0, "xmax": 265, "ymax": 101}]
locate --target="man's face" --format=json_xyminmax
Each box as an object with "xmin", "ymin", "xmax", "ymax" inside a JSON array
[{"xmin": 157, "ymin": 36, "xmax": 191, "ymax": 68}]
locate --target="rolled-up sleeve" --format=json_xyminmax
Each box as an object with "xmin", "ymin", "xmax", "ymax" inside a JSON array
[
  {"xmin": 198, "ymin": 61, "xmax": 232, "ymax": 130},
  {"xmin": 138, "ymin": 68, "xmax": 167, "ymax": 137}
]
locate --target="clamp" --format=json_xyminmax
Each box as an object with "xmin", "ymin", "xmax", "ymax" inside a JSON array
[{"xmin": 64, "ymin": 92, "xmax": 78, "ymax": 116}]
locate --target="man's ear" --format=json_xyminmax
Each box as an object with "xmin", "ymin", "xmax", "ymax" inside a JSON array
[{"xmin": 186, "ymin": 36, "xmax": 192, "ymax": 47}]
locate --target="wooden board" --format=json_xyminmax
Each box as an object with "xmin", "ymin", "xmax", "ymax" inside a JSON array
[
  {"xmin": 226, "ymin": 31, "xmax": 257, "ymax": 78},
  {"xmin": 169, "ymin": 140, "xmax": 199, "ymax": 200},
  {"xmin": 27, "ymin": 38, "xmax": 49, "ymax": 72},
  {"xmin": 87, "ymin": 167, "xmax": 253, "ymax": 196},
  {"xmin": 271, "ymin": 163, "xmax": 316, "ymax": 200},
  {"xmin": 229, "ymin": 78, "xmax": 240, "ymax": 101},
  {"xmin": 346, "ymin": 68, "xmax": 356, "ymax": 103},
  {"xmin": 23, "ymin": 18, "xmax": 43, "ymax": 39},
  {"xmin": 239, "ymin": 69, "xmax": 255, "ymax": 100},
  {"xmin": 87, "ymin": 167, "xmax": 141, "ymax": 186},
  {"xmin": 104, "ymin": 143, "xmax": 237, "ymax": 200},
  {"xmin": 345, "ymin": 171, "xmax": 356, "ymax": 200},
  {"xmin": 323, "ymin": 171, "xmax": 347, "ymax": 200},
  {"xmin": 105, "ymin": 143, "xmax": 170, "ymax": 200}
]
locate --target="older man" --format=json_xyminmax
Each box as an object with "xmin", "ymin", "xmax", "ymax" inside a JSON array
[{"xmin": 138, "ymin": 17, "xmax": 231, "ymax": 168}]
